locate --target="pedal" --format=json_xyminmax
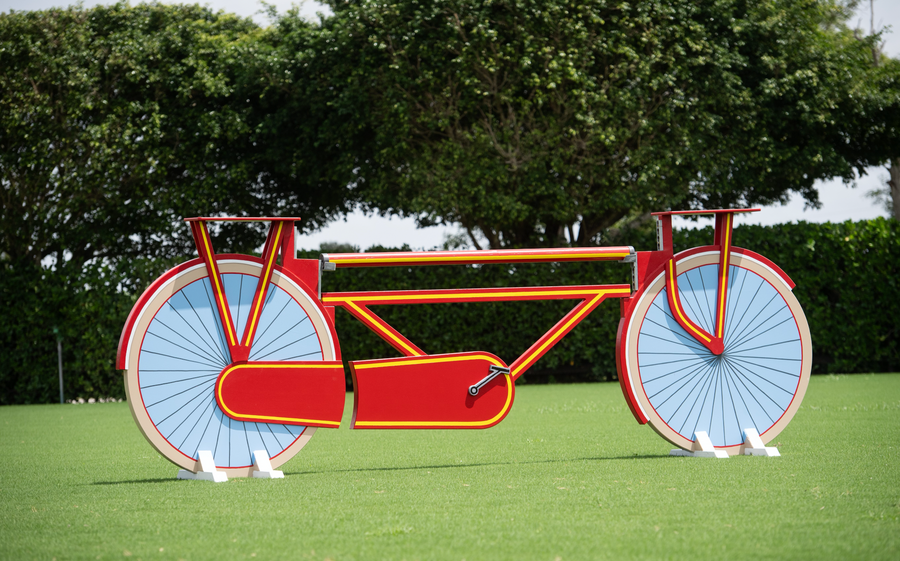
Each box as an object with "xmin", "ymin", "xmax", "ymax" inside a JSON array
[{"xmin": 468, "ymin": 365, "xmax": 511, "ymax": 396}]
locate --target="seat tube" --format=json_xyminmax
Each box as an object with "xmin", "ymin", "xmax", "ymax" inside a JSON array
[
  {"xmin": 189, "ymin": 220, "xmax": 241, "ymax": 363},
  {"xmin": 239, "ymin": 221, "xmax": 287, "ymax": 358},
  {"xmin": 712, "ymin": 212, "xmax": 736, "ymax": 342},
  {"xmin": 659, "ymin": 212, "xmax": 723, "ymax": 355},
  {"xmin": 656, "ymin": 214, "xmax": 674, "ymax": 254}
]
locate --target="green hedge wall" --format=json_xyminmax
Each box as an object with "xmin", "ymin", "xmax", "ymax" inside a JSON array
[
  {"xmin": 0, "ymin": 262, "xmax": 135, "ymax": 404},
  {"xmin": 1, "ymin": 219, "xmax": 897, "ymax": 403},
  {"xmin": 724, "ymin": 219, "xmax": 899, "ymax": 373}
]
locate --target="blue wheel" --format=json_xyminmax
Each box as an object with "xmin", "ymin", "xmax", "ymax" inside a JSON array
[
  {"xmin": 122, "ymin": 258, "xmax": 338, "ymax": 476},
  {"xmin": 622, "ymin": 250, "xmax": 811, "ymax": 454}
]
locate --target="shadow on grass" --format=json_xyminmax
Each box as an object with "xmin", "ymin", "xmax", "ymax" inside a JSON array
[
  {"xmin": 91, "ymin": 477, "xmax": 192, "ymax": 485},
  {"xmin": 87, "ymin": 455, "xmax": 667, "ymax": 485},
  {"xmin": 285, "ymin": 454, "xmax": 667, "ymax": 477}
]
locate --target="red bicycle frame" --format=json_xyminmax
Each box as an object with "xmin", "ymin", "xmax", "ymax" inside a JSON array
[{"xmin": 183, "ymin": 209, "xmax": 764, "ymax": 432}]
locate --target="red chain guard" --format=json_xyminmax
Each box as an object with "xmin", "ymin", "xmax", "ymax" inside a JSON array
[
  {"xmin": 215, "ymin": 361, "xmax": 346, "ymax": 427},
  {"xmin": 350, "ymin": 352, "xmax": 514, "ymax": 429}
]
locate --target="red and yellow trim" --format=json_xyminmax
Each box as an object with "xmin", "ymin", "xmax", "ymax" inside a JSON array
[
  {"xmin": 509, "ymin": 287, "xmax": 629, "ymax": 379},
  {"xmin": 323, "ymin": 285, "xmax": 627, "ymax": 306},
  {"xmin": 342, "ymin": 301, "xmax": 425, "ymax": 357},
  {"xmin": 714, "ymin": 213, "xmax": 732, "ymax": 340},
  {"xmin": 324, "ymin": 247, "xmax": 633, "ymax": 268},
  {"xmin": 666, "ymin": 259, "xmax": 713, "ymax": 344},
  {"xmin": 326, "ymin": 284, "xmax": 631, "ymax": 380},
  {"xmin": 215, "ymin": 362, "xmax": 343, "ymax": 427}
]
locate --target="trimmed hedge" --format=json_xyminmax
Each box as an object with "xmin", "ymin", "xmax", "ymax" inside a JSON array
[
  {"xmin": 317, "ymin": 218, "xmax": 899, "ymax": 383},
  {"xmin": 726, "ymin": 219, "xmax": 899, "ymax": 373},
  {"xmin": 0, "ymin": 262, "xmax": 134, "ymax": 404},
  {"xmin": 1, "ymin": 219, "xmax": 897, "ymax": 403}
]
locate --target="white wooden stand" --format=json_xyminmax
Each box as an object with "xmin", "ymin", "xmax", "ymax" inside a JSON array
[
  {"xmin": 670, "ymin": 431, "xmax": 729, "ymax": 458},
  {"xmin": 740, "ymin": 428, "xmax": 780, "ymax": 457},
  {"xmin": 177, "ymin": 450, "xmax": 228, "ymax": 482},
  {"xmin": 252, "ymin": 450, "xmax": 284, "ymax": 479}
]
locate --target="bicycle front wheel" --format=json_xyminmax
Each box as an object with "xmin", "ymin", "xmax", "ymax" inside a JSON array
[
  {"xmin": 621, "ymin": 249, "xmax": 812, "ymax": 454},
  {"xmin": 121, "ymin": 257, "xmax": 338, "ymax": 476}
]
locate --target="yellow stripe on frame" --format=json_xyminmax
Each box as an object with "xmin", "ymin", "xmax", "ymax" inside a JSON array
[
  {"xmin": 346, "ymin": 302, "xmax": 423, "ymax": 357},
  {"xmin": 330, "ymin": 252, "xmax": 631, "ymax": 265},
  {"xmin": 244, "ymin": 222, "xmax": 283, "ymax": 346},
  {"xmin": 354, "ymin": 354, "xmax": 503, "ymax": 370},
  {"xmin": 201, "ymin": 226, "xmax": 237, "ymax": 346},
  {"xmin": 716, "ymin": 215, "xmax": 731, "ymax": 339},
  {"xmin": 510, "ymin": 291, "xmax": 607, "ymax": 377},
  {"xmin": 323, "ymin": 287, "xmax": 629, "ymax": 305}
]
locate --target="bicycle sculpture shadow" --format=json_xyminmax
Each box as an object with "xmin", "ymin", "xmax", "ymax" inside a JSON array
[{"xmin": 118, "ymin": 209, "xmax": 811, "ymax": 478}]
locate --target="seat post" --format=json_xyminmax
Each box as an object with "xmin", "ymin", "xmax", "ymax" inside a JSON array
[{"xmin": 656, "ymin": 214, "xmax": 674, "ymax": 256}]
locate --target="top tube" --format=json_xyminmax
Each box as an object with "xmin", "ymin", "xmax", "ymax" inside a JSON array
[
  {"xmin": 184, "ymin": 217, "xmax": 303, "ymax": 222},
  {"xmin": 650, "ymin": 208, "xmax": 760, "ymax": 217},
  {"xmin": 322, "ymin": 246, "xmax": 635, "ymax": 268}
]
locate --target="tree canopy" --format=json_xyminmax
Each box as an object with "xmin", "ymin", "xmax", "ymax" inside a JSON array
[
  {"xmin": 3, "ymin": 0, "xmax": 900, "ymax": 260},
  {"xmin": 289, "ymin": 0, "xmax": 900, "ymax": 247},
  {"xmin": 0, "ymin": 2, "xmax": 353, "ymax": 277}
]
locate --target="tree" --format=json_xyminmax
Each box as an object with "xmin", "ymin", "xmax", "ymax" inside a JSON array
[
  {"xmin": 0, "ymin": 2, "xmax": 355, "ymax": 403},
  {"xmin": 853, "ymin": 0, "xmax": 900, "ymax": 220},
  {"xmin": 0, "ymin": 2, "xmax": 354, "ymax": 279},
  {"xmin": 304, "ymin": 0, "xmax": 900, "ymax": 247}
]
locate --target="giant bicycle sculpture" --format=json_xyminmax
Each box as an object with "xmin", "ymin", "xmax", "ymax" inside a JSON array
[{"xmin": 118, "ymin": 209, "xmax": 810, "ymax": 478}]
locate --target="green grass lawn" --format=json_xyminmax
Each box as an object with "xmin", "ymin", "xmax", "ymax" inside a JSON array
[{"xmin": 1, "ymin": 374, "xmax": 898, "ymax": 560}]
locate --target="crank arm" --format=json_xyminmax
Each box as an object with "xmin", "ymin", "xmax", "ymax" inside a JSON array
[{"xmin": 468, "ymin": 365, "xmax": 511, "ymax": 396}]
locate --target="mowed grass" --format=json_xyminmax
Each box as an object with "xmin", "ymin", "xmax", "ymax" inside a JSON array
[{"xmin": 1, "ymin": 374, "xmax": 898, "ymax": 561}]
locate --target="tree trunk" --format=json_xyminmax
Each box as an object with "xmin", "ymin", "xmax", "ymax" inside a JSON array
[{"xmin": 890, "ymin": 158, "xmax": 900, "ymax": 220}]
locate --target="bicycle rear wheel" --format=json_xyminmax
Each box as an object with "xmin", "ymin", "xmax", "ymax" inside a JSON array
[
  {"xmin": 121, "ymin": 257, "xmax": 338, "ymax": 476},
  {"xmin": 621, "ymin": 249, "xmax": 811, "ymax": 454}
]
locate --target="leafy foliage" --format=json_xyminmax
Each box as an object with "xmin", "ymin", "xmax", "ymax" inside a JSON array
[
  {"xmin": 733, "ymin": 219, "xmax": 900, "ymax": 374},
  {"xmin": 0, "ymin": 2, "xmax": 353, "ymax": 273},
  {"xmin": 301, "ymin": 0, "xmax": 900, "ymax": 247},
  {"xmin": 0, "ymin": 3, "xmax": 358, "ymax": 402},
  {"xmin": 0, "ymin": 261, "xmax": 133, "ymax": 404}
]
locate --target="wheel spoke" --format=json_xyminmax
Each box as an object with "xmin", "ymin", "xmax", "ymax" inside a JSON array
[
  {"xmin": 723, "ymin": 356, "xmax": 787, "ymax": 414},
  {"xmin": 674, "ymin": 359, "xmax": 717, "ymax": 436},
  {"xmin": 729, "ymin": 313, "xmax": 794, "ymax": 353},
  {"xmin": 251, "ymin": 297, "xmax": 291, "ymax": 350},
  {"xmin": 722, "ymin": 358, "xmax": 776, "ymax": 424},
  {"xmin": 150, "ymin": 318, "xmax": 224, "ymax": 366},
  {"xmin": 647, "ymin": 355, "xmax": 717, "ymax": 403},
  {"xmin": 726, "ymin": 292, "xmax": 779, "ymax": 350},
  {"xmin": 728, "ymin": 338, "xmax": 799, "ymax": 355},
  {"xmin": 249, "ymin": 316, "xmax": 309, "ymax": 357},
  {"xmin": 677, "ymin": 369, "xmax": 714, "ymax": 436},
  {"xmin": 724, "ymin": 274, "xmax": 766, "ymax": 346},
  {"xmin": 643, "ymin": 311, "xmax": 708, "ymax": 352},
  {"xmin": 164, "ymin": 293, "xmax": 225, "ymax": 366}
]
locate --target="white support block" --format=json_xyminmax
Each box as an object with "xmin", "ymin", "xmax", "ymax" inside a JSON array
[
  {"xmin": 741, "ymin": 428, "xmax": 780, "ymax": 457},
  {"xmin": 669, "ymin": 431, "xmax": 729, "ymax": 458},
  {"xmin": 177, "ymin": 450, "xmax": 228, "ymax": 482},
  {"xmin": 252, "ymin": 450, "xmax": 284, "ymax": 479}
]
